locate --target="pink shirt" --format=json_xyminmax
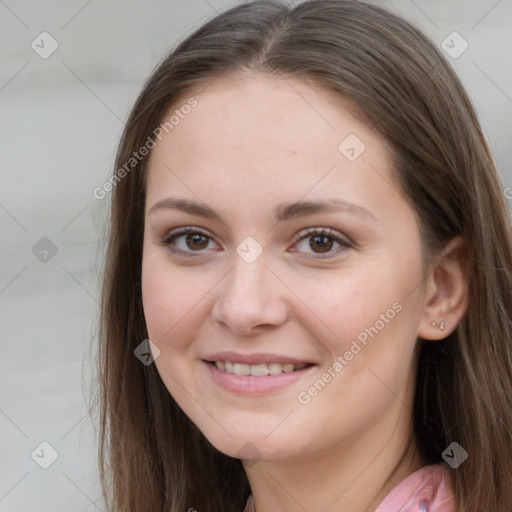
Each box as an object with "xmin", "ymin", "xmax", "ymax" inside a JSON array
[{"xmin": 243, "ymin": 464, "xmax": 456, "ymax": 512}]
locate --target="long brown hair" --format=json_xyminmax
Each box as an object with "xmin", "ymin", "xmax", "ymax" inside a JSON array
[{"xmin": 96, "ymin": 1, "xmax": 512, "ymax": 511}]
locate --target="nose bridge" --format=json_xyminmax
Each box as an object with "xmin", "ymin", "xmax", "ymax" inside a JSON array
[
  {"xmin": 212, "ymin": 246, "xmax": 288, "ymax": 332},
  {"xmin": 225, "ymin": 249, "xmax": 270, "ymax": 307}
]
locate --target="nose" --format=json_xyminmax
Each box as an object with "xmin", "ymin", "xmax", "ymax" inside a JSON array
[{"xmin": 211, "ymin": 251, "xmax": 289, "ymax": 336}]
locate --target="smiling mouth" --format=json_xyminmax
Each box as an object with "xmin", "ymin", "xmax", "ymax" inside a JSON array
[{"xmin": 207, "ymin": 360, "xmax": 312, "ymax": 376}]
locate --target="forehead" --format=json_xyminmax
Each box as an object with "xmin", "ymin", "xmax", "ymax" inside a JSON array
[
  {"xmin": 154, "ymin": 72, "xmax": 371, "ymax": 157},
  {"xmin": 144, "ymin": 72, "xmax": 399, "ymax": 220}
]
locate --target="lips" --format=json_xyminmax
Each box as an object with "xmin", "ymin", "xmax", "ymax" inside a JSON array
[
  {"xmin": 202, "ymin": 351, "xmax": 317, "ymax": 394},
  {"xmin": 204, "ymin": 359, "xmax": 317, "ymax": 395}
]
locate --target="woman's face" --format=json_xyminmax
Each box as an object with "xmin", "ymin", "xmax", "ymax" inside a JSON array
[{"xmin": 141, "ymin": 72, "xmax": 428, "ymax": 463}]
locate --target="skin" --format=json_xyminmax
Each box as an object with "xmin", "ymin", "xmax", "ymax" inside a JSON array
[{"xmin": 141, "ymin": 71, "xmax": 468, "ymax": 512}]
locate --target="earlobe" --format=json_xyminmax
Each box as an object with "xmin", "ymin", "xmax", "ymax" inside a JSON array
[{"xmin": 417, "ymin": 236, "xmax": 469, "ymax": 340}]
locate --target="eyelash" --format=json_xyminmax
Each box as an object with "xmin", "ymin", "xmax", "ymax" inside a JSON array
[{"xmin": 159, "ymin": 226, "xmax": 353, "ymax": 260}]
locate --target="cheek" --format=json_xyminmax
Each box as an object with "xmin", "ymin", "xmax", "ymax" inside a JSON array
[
  {"xmin": 290, "ymin": 266, "xmax": 400, "ymax": 349},
  {"xmin": 293, "ymin": 258, "xmax": 422, "ymax": 386},
  {"xmin": 141, "ymin": 250, "xmax": 204, "ymax": 347}
]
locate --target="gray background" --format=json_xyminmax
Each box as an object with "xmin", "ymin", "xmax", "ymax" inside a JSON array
[{"xmin": 1, "ymin": 0, "xmax": 511, "ymax": 510}]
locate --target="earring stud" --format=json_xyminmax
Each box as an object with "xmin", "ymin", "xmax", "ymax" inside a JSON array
[{"xmin": 431, "ymin": 320, "xmax": 445, "ymax": 331}]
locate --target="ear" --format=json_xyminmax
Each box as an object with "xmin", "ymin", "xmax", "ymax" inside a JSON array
[{"xmin": 417, "ymin": 236, "xmax": 469, "ymax": 340}]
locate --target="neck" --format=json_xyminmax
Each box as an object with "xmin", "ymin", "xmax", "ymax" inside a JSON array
[{"xmin": 243, "ymin": 410, "xmax": 425, "ymax": 512}]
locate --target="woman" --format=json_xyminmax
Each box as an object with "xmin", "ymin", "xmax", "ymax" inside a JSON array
[{"xmin": 96, "ymin": 1, "xmax": 512, "ymax": 511}]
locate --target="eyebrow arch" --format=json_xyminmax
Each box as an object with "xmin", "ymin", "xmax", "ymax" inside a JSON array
[{"xmin": 148, "ymin": 197, "xmax": 376, "ymax": 223}]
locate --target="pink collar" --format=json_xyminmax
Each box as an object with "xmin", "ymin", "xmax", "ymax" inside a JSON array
[
  {"xmin": 243, "ymin": 464, "xmax": 456, "ymax": 512},
  {"xmin": 376, "ymin": 464, "xmax": 455, "ymax": 511}
]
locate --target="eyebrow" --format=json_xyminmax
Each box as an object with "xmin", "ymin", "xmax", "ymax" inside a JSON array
[{"xmin": 148, "ymin": 197, "xmax": 376, "ymax": 223}]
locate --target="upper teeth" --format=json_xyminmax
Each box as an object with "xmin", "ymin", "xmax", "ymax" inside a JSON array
[{"xmin": 214, "ymin": 361, "xmax": 308, "ymax": 376}]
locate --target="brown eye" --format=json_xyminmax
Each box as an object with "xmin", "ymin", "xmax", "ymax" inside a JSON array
[
  {"xmin": 160, "ymin": 227, "xmax": 216, "ymax": 256},
  {"xmin": 309, "ymin": 235, "xmax": 334, "ymax": 253},
  {"xmin": 186, "ymin": 233, "xmax": 209, "ymax": 250},
  {"xmin": 292, "ymin": 227, "xmax": 352, "ymax": 259}
]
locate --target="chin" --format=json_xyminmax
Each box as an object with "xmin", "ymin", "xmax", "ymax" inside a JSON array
[{"xmin": 201, "ymin": 426, "xmax": 305, "ymax": 464}]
